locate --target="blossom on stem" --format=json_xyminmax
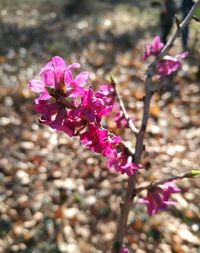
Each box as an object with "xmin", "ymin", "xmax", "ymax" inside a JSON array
[
  {"xmin": 139, "ymin": 182, "xmax": 181, "ymax": 216},
  {"xmin": 95, "ymin": 83, "xmax": 115, "ymax": 106},
  {"xmin": 79, "ymin": 123, "xmax": 138, "ymax": 176},
  {"xmin": 143, "ymin": 36, "xmax": 164, "ymax": 60},
  {"xmin": 34, "ymin": 102, "xmax": 66, "ymax": 130},
  {"xmin": 120, "ymin": 246, "xmax": 130, "ymax": 253},
  {"xmin": 80, "ymin": 123, "xmax": 109, "ymax": 153},
  {"xmin": 143, "ymin": 36, "xmax": 188, "ymax": 79},
  {"xmin": 114, "ymin": 111, "xmax": 135, "ymax": 129},
  {"xmin": 156, "ymin": 52, "xmax": 188, "ymax": 79},
  {"xmin": 28, "ymin": 56, "xmax": 88, "ymax": 130},
  {"xmin": 96, "ymin": 84, "xmax": 136, "ymax": 130},
  {"xmin": 28, "ymin": 56, "xmax": 139, "ymax": 177},
  {"xmin": 104, "ymin": 147, "xmax": 139, "ymax": 176},
  {"xmin": 74, "ymin": 88, "xmax": 111, "ymax": 125}
]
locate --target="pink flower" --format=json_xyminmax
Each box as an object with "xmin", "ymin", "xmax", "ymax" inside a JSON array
[
  {"xmin": 114, "ymin": 111, "xmax": 135, "ymax": 129},
  {"xmin": 156, "ymin": 52, "xmax": 188, "ymax": 79},
  {"xmin": 150, "ymin": 36, "xmax": 164, "ymax": 53},
  {"xmin": 79, "ymin": 122, "xmax": 139, "ymax": 176},
  {"xmin": 29, "ymin": 56, "xmax": 87, "ymax": 104},
  {"xmin": 105, "ymin": 148, "xmax": 139, "ymax": 176},
  {"xmin": 95, "ymin": 84, "xmax": 115, "ymax": 107},
  {"xmin": 59, "ymin": 110, "xmax": 83, "ymax": 137},
  {"xmin": 139, "ymin": 182, "xmax": 181, "ymax": 216},
  {"xmin": 143, "ymin": 36, "xmax": 164, "ymax": 60},
  {"xmin": 143, "ymin": 37, "xmax": 188, "ymax": 78},
  {"xmin": 28, "ymin": 56, "xmax": 139, "ymax": 177},
  {"xmin": 64, "ymin": 69, "xmax": 89, "ymax": 97},
  {"xmin": 34, "ymin": 102, "xmax": 66, "ymax": 130},
  {"xmin": 74, "ymin": 88, "xmax": 112, "ymax": 125},
  {"xmin": 40, "ymin": 56, "xmax": 81, "ymax": 91},
  {"xmin": 80, "ymin": 123, "xmax": 109, "ymax": 153},
  {"xmin": 29, "ymin": 80, "xmax": 51, "ymax": 104},
  {"xmin": 114, "ymin": 111, "xmax": 127, "ymax": 128},
  {"xmin": 28, "ymin": 56, "xmax": 89, "ymax": 130},
  {"xmin": 120, "ymin": 246, "xmax": 129, "ymax": 253},
  {"xmin": 96, "ymin": 84, "xmax": 136, "ymax": 129}
]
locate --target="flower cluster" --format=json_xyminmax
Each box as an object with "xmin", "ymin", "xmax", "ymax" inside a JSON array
[
  {"xmin": 139, "ymin": 182, "xmax": 181, "ymax": 216},
  {"xmin": 143, "ymin": 36, "xmax": 188, "ymax": 79},
  {"xmin": 29, "ymin": 56, "xmax": 138, "ymax": 176}
]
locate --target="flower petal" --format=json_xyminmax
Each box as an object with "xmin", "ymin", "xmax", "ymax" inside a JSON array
[
  {"xmin": 35, "ymin": 91, "xmax": 51, "ymax": 104},
  {"xmin": 52, "ymin": 56, "xmax": 66, "ymax": 68},
  {"xmin": 40, "ymin": 69, "xmax": 55, "ymax": 87},
  {"xmin": 67, "ymin": 63, "xmax": 80, "ymax": 69},
  {"xmin": 49, "ymin": 108, "xmax": 66, "ymax": 129},
  {"xmin": 75, "ymin": 72, "xmax": 89, "ymax": 87},
  {"xmin": 64, "ymin": 70, "xmax": 74, "ymax": 85},
  {"xmin": 28, "ymin": 80, "xmax": 45, "ymax": 93}
]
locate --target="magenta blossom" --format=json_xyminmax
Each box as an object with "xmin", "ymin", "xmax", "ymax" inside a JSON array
[
  {"xmin": 114, "ymin": 111, "xmax": 135, "ymax": 129},
  {"xmin": 29, "ymin": 80, "xmax": 51, "ymax": 104},
  {"xmin": 143, "ymin": 37, "xmax": 188, "ymax": 79},
  {"xmin": 40, "ymin": 56, "xmax": 81, "ymax": 92},
  {"xmin": 64, "ymin": 69, "xmax": 89, "ymax": 97},
  {"xmin": 143, "ymin": 36, "xmax": 164, "ymax": 60},
  {"xmin": 29, "ymin": 56, "xmax": 88, "ymax": 130},
  {"xmin": 59, "ymin": 110, "xmax": 84, "ymax": 137},
  {"xmin": 74, "ymin": 88, "xmax": 111, "ymax": 125},
  {"xmin": 29, "ymin": 56, "xmax": 87, "ymax": 104},
  {"xmin": 105, "ymin": 147, "xmax": 139, "ymax": 176},
  {"xmin": 28, "ymin": 56, "xmax": 139, "ymax": 177},
  {"xmin": 80, "ymin": 123, "xmax": 109, "ymax": 153},
  {"xmin": 95, "ymin": 84, "xmax": 115, "ymax": 106},
  {"xmin": 96, "ymin": 84, "xmax": 136, "ymax": 130},
  {"xmin": 79, "ymin": 123, "xmax": 138, "ymax": 176},
  {"xmin": 120, "ymin": 246, "xmax": 129, "ymax": 253},
  {"xmin": 139, "ymin": 182, "xmax": 181, "ymax": 216},
  {"xmin": 34, "ymin": 102, "xmax": 66, "ymax": 130},
  {"xmin": 114, "ymin": 111, "xmax": 128, "ymax": 128},
  {"xmin": 156, "ymin": 51, "xmax": 188, "ymax": 79}
]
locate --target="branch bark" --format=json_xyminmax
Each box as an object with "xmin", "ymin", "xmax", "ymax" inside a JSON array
[
  {"xmin": 112, "ymin": 1, "xmax": 200, "ymax": 252},
  {"xmin": 160, "ymin": 0, "xmax": 200, "ymax": 57},
  {"xmin": 112, "ymin": 59, "xmax": 154, "ymax": 253},
  {"xmin": 137, "ymin": 173, "xmax": 189, "ymax": 194},
  {"xmin": 136, "ymin": 169, "xmax": 200, "ymax": 193}
]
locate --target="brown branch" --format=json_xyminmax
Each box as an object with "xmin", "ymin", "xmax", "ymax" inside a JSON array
[
  {"xmin": 111, "ymin": 75, "xmax": 139, "ymax": 136},
  {"xmin": 112, "ymin": 60, "xmax": 154, "ymax": 253},
  {"xmin": 136, "ymin": 170, "xmax": 200, "ymax": 194},
  {"xmin": 111, "ymin": 1, "xmax": 200, "ymax": 252},
  {"xmin": 137, "ymin": 174, "xmax": 187, "ymax": 194},
  {"xmin": 160, "ymin": 0, "xmax": 200, "ymax": 57}
]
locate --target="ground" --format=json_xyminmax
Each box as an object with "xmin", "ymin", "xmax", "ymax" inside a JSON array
[{"xmin": 0, "ymin": 0, "xmax": 200, "ymax": 253}]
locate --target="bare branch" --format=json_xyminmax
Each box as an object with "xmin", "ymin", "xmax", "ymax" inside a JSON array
[
  {"xmin": 160, "ymin": 0, "xmax": 200, "ymax": 57},
  {"xmin": 136, "ymin": 170, "xmax": 200, "ymax": 193},
  {"xmin": 136, "ymin": 174, "xmax": 186, "ymax": 194}
]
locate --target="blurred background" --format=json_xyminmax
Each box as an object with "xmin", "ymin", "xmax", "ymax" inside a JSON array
[{"xmin": 0, "ymin": 0, "xmax": 200, "ymax": 252}]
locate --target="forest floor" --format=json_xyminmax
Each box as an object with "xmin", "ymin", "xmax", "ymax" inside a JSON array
[{"xmin": 0, "ymin": 0, "xmax": 200, "ymax": 253}]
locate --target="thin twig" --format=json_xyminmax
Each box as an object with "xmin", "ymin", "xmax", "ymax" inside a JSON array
[
  {"xmin": 111, "ymin": 1, "xmax": 200, "ymax": 252},
  {"xmin": 136, "ymin": 170, "xmax": 200, "ymax": 193},
  {"xmin": 137, "ymin": 174, "xmax": 187, "ymax": 194},
  {"xmin": 160, "ymin": 0, "xmax": 200, "ymax": 57},
  {"xmin": 111, "ymin": 75, "xmax": 139, "ymax": 136}
]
